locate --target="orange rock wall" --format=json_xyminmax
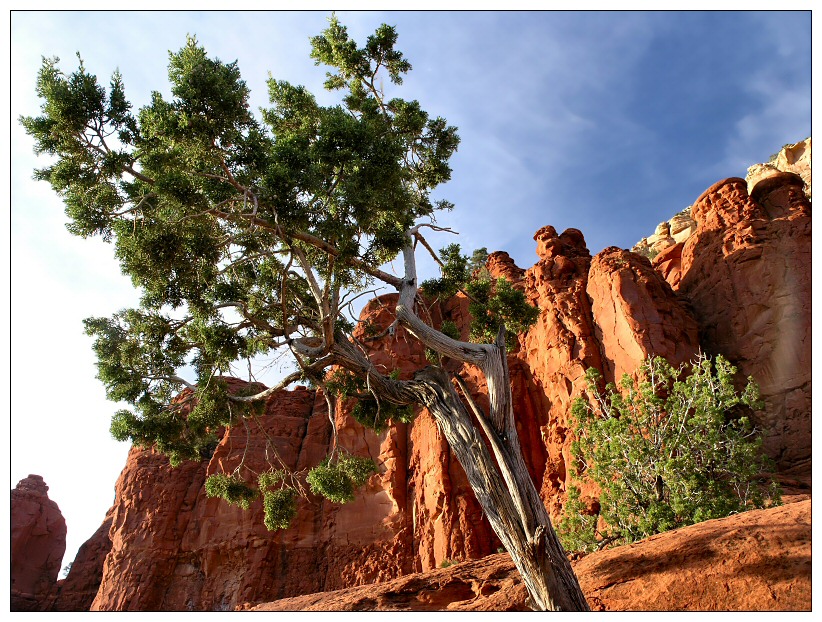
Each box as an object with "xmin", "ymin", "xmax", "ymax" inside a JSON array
[
  {"xmin": 495, "ymin": 226, "xmax": 700, "ymax": 518},
  {"xmin": 676, "ymin": 174, "xmax": 811, "ymax": 469}
]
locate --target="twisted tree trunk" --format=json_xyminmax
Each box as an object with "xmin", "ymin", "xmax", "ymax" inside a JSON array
[
  {"xmin": 332, "ymin": 231, "xmax": 589, "ymax": 610},
  {"xmin": 413, "ymin": 365, "xmax": 589, "ymax": 611},
  {"xmin": 355, "ymin": 234, "xmax": 588, "ymax": 610}
]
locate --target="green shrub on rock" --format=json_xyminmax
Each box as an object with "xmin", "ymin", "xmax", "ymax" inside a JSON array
[
  {"xmin": 558, "ymin": 354, "xmax": 781, "ymax": 552},
  {"xmin": 204, "ymin": 473, "xmax": 260, "ymax": 510},
  {"xmin": 306, "ymin": 452, "xmax": 378, "ymax": 504}
]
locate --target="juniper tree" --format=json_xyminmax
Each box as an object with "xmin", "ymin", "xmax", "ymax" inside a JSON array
[
  {"xmin": 22, "ymin": 17, "xmax": 588, "ymax": 611},
  {"xmin": 558, "ymin": 354, "xmax": 781, "ymax": 553}
]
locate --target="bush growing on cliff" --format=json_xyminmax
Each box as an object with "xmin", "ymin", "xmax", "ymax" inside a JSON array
[
  {"xmin": 558, "ymin": 354, "xmax": 781, "ymax": 552},
  {"xmin": 205, "ymin": 473, "xmax": 260, "ymax": 510},
  {"xmin": 306, "ymin": 452, "xmax": 378, "ymax": 504},
  {"xmin": 421, "ymin": 244, "xmax": 538, "ymax": 348}
]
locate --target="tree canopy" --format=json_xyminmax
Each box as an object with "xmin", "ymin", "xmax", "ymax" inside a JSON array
[
  {"xmin": 23, "ymin": 17, "xmax": 463, "ymax": 464},
  {"xmin": 22, "ymin": 17, "xmax": 589, "ymax": 611}
]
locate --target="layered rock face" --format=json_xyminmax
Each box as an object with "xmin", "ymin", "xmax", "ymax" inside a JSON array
[
  {"xmin": 676, "ymin": 174, "xmax": 811, "ymax": 469},
  {"xmin": 88, "ymin": 369, "xmax": 480, "ymax": 610},
  {"xmin": 499, "ymin": 226, "xmax": 699, "ymax": 517},
  {"xmin": 90, "ymin": 385, "xmax": 337, "ymax": 610},
  {"xmin": 11, "ymin": 475, "xmax": 67, "ymax": 611}
]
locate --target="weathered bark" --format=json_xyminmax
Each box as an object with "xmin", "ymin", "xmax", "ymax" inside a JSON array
[
  {"xmin": 331, "ymin": 336, "xmax": 588, "ymax": 610},
  {"xmin": 327, "ymin": 230, "xmax": 589, "ymax": 610},
  {"xmin": 414, "ymin": 366, "xmax": 589, "ymax": 611},
  {"xmin": 336, "ymin": 233, "xmax": 588, "ymax": 610}
]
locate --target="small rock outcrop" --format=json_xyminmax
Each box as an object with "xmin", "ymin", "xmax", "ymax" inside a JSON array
[
  {"xmin": 632, "ymin": 209, "xmax": 697, "ymax": 258},
  {"xmin": 11, "ymin": 475, "xmax": 67, "ymax": 611},
  {"xmin": 244, "ymin": 498, "xmax": 811, "ymax": 612},
  {"xmin": 746, "ymin": 137, "xmax": 811, "ymax": 200}
]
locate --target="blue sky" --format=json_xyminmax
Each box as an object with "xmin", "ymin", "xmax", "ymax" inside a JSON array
[{"xmin": 8, "ymin": 9, "xmax": 812, "ymax": 571}]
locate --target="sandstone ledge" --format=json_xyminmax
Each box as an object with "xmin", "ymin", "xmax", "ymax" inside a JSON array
[{"xmin": 241, "ymin": 499, "xmax": 811, "ymax": 612}]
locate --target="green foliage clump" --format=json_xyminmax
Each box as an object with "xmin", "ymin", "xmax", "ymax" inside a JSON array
[
  {"xmin": 306, "ymin": 452, "xmax": 378, "ymax": 504},
  {"xmin": 558, "ymin": 354, "xmax": 781, "ymax": 553},
  {"xmin": 420, "ymin": 244, "xmax": 538, "ymax": 349},
  {"xmin": 324, "ymin": 368, "xmax": 367, "ymax": 398},
  {"xmin": 262, "ymin": 487, "xmax": 297, "ymax": 531},
  {"xmin": 351, "ymin": 398, "xmax": 416, "ymax": 432},
  {"xmin": 555, "ymin": 487, "xmax": 599, "ymax": 553},
  {"xmin": 257, "ymin": 468, "xmax": 288, "ymax": 492},
  {"xmin": 465, "ymin": 277, "xmax": 539, "ymax": 347},
  {"xmin": 439, "ymin": 319, "xmax": 461, "ymax": 341},
  {"xmin": 324, "ymin": 368, "xmax": 415, "ymax": 432},
  {"xmin": 204, "ymin": 468, "xmax": 298, "ymax": 530},
  {"xmin": 204, "ymin": 473, "xmax": 260, "ymax": 510},
  {"xmin": 336, "ymin": 451, "xmax": 380, "ymax": 487},
  {"xmin": 468, "ymin": 247, "xmax": 489, "ymax": 276},
  {"xmin": 421, "ymin": 243, "xmax": 470, "ymax": 300}
]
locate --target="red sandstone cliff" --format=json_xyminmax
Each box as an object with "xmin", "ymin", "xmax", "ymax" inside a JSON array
[
  {"xmin": 79, "ymin": 224, "xmax": 705, "ymax": 611},
  {"xmin": 10, "ymin": 475, "xmax": 67, "ymax": 611},
  {"xmin": 675, "ymin": 173, "xmax": 812, "ymax": 470},
  {"xmin": 16, "ymin": 147, "xmax": 811, "ymax": 611}
]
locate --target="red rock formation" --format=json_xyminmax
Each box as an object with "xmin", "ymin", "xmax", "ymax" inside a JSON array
[
  {"xmin": 588, "ymin": 247, "xmax": 700, "ymax": 383},
  {"xmin": 344, "ymin": 294, "xmax": 498, "ymax": 574},
  {"xmin": 651, "ymin": 241, "xmax": 685, "ymax": 288},
  {"xmin": 491, "ymin": 226, "xmax": 700, "ymax": 519},
  {"xmin": 485, "ymin": 250, "xmax": 525, "ymax": 286},
  {"xmin": 64, "ymin": 163, "xmax": 809, "ymax": 609},
  {"xmin": 90, "ymin": 385, "xmax": 333, "ymax": 611},
  {"xmin": 244, "ymin": 499, "xmax": 811, "ymax": 612},
  {"xmin": 677, "ymin": 175, "xmax": 811, "ymax": 470},
  {"xmin": 11, "ymin": 475, "xmax": 67, "ymax": 611},
  {"xmin": 504, "ymin": 226, "xmax": 602, "ymax": 517},
  {"xmin": 49, "ymin": 509, "xmax": 114, "ymax": 611}
]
